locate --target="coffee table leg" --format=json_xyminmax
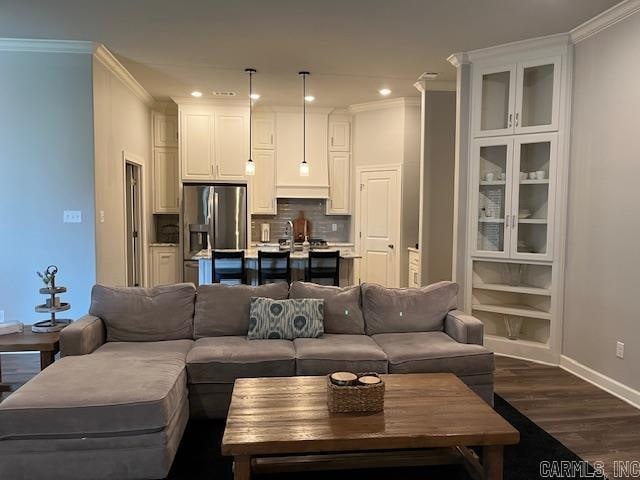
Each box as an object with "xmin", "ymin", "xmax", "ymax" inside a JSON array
[
  {"xmin": 483, "ymin": 445, "xmax": 503, "ymax": 480},
  {"xmin": 40, "ymin": 351, "xmax": 55, "ymax": 370},
  {"xmin": 233, "ymin": 455, "xmax": 251, "ymax": 480}
]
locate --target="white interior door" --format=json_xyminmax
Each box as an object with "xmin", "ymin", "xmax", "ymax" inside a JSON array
[{"xmin": 358, "ymin": 166, "xmax": 401, "ymax": 287}]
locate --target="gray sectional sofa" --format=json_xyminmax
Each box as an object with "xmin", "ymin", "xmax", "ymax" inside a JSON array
[{"xmin": 0, "ymin": 280, "xmax": 494, "ymax": 480}]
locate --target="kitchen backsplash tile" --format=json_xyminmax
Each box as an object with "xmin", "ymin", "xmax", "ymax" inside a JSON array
[{"xmin": 251, "ymin": 199, "xmax": 350, "ymax": 242}]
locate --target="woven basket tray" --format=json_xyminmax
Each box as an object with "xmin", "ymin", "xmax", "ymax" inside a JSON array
[{"xmin": 326, "ymin": 373, "xmax": 385, "ymax": 413}]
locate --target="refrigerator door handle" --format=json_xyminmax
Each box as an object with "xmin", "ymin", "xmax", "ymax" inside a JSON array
[
  {"xmin": 214, "ymin": 191, "xmax": 220, "ymax": 250},
  {"xmin": 207, "ymin": 188, "xmax": 214, "ymax": 252}
]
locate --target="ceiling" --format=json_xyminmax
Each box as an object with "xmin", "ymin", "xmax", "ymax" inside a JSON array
[{"xmin": 0, "ymin": 0, "xmax": 620, "ymax": 107}]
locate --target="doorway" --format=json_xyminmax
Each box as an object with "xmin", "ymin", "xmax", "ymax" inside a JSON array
[
  {"xmin": 356, "ymin": 165, "xmax": 402, "ymax": 287},
  {"xmin": 123, "ymin": 152, "xmax": 146, "ymax": 287}
]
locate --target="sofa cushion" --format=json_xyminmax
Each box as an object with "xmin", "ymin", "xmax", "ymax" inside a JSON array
[
  {"xmin": 93, "ymin": 339, "xmax": 194, "ymax": 360},
  {"xmin": 362, "ymin": 281, "xmax": 458, "ymax": 335},
  {"xmin": 294, "ymin": 334, "xmax": 388, "ymax": 375},
  {"xmin": 372, "ymin": 331, "xmax": 494, "ymax": 376},
  {"xmin": 289, "ymin": 281, "xmax": 365, "ymax": 335},
  {"xmin": 248, "ymin": 297, "xmax": 324, "ymax": 340},
  {"xmin": 89, "ymin": 283, "xmax": 195, "ymax": 342},
  {"xmin": 186, "ymin": 336, "xmax": 295, "ymax": 384},
  {"xmin": 193, "ymin": 283, "xmax": 289, "ymax": 338},
  {"xmin": 0, "ymin": 352, "xmax": 188, "ymax": 440}
]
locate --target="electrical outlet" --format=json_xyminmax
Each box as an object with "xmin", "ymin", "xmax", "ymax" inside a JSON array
[
  {"xmin": 99, "ymin": 210, "xmax": 105, "ymax": 224},
  {"xmin": 332, "ymin": 224, "xmax": 338, "ymax": 232},
  {"xmin": 616, "ymin": 341, "xmax": 625, "ymax": 359},
  {"xmin": 0, "ymin": 310, "xmax": 4, "ymax": 323},
  {"xmin": 63, "ymin": 210, "xmax": 82, "ymax": 223}
]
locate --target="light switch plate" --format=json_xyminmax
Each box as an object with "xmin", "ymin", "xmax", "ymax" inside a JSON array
[
  {"xmin": 332, "ymin": 224, "xmax": 338, "ymax": 232},
  {"xmin": 0, "ymin": 310, "xmax": 4, "ymax": 323},
  {"xmin": 63, "ymin": 210, "xmax": 82, "ymax": 223},
  {"xmin": 616, "ymin": 341, "xmax": 624, "ymax": 359}
]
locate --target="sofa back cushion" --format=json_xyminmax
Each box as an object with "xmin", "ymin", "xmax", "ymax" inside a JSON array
[
  {"xmin": 193, "ymin": 283, "xmax": 289, "ymax": 338},
  {"xmin": 361, "ymin": 281, "xmax": 458, "ymax": 335},
  {"xmin": 248, "ymin": 297, "xmax": 324, "ymax": 340},
  {"xmin": 89, "ymin": 283, "xmax": 195, "ymax": 342},
  {"xmin": 289, "ymin": 281, "xmax": 365, "ymax": 334}
]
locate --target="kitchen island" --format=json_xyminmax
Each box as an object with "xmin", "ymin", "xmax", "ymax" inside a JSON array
[{"xmin": 196, "ymin": 244, "xmax": 359, "ymax": 286}]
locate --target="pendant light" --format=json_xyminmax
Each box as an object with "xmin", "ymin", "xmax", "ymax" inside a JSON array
[
  {"xmin": 245, "ymin": 68, "xmax": 257, "ymax": 176},
  {"xmin": 299, "ymin": 71, "xmax": 310, "ymax": 177}
]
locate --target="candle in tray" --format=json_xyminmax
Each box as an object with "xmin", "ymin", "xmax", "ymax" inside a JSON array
[
  {"xmin": 357, "ymin": 375, "xmax": 381, "ymax": 386},
  {"xmin": 330, "ymin": 372, "xmax": 357, "ymax": 386}
]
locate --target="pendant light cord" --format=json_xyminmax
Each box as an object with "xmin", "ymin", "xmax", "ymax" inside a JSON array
[
  {"xmin": 245, "ymin": 68, "xmax": 256, "ymax": 164},
  {"xmin": 303, "ymin": 73, "xmax": 306, "ymax": 165}
]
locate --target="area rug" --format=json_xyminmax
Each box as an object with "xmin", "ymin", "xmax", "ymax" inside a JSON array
[{"xmin": 168, "ymin": 394, "xmax": 605, "ymax": 479}]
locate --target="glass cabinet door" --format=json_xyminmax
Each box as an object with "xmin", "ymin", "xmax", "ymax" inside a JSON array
[
  {"xmin": 472, "ymin": 138, "xmax": 513, "ymax": 258},
  {"xmin": 510, "ymin": 133, "xmax": 557, "ymax": 261},
  {"xmin": 474, "ymin": 64, "xmax": 516, "ymax": 137},
  {"xmin": 515, "ymin": 57, "xmax": 561, "ymax": 134}
]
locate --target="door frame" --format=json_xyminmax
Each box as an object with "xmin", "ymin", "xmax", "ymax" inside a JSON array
[
  {"xmin": 122, "ymin": 150, "xmax": 148, "ymax": 287},
  {"xmin": 355, "ymin": 163, "xmax": 403, "ymax": 287}
]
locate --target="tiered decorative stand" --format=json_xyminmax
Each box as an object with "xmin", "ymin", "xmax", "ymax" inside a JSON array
[{"xmin": 33, "ymin": 265, "xmax": 72, "ymax": 333}]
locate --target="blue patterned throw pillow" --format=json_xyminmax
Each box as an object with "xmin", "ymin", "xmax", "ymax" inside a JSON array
[{"xmin": 248, "ymin": 297, "xmax": 324, "ymax": 340}]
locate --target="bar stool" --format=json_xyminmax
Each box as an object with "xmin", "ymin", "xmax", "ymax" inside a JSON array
[
  {"xmin": 258, "ymin": 251, "xmax": 291, "ymax": 285},
  {"xmin": 212, "ymin": 251, "xmax": 246, "ymax": 285},
  {"xmin": 306, "ymin": 250, "xmax": 340, "ymax": 286}
]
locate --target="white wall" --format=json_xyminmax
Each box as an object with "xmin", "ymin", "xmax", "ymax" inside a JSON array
[
  {"xmin": 93, "ymin": 58, "xmax": 151, "ymax": 286},
  {"xmin": 563, "ymin": 11, "xmax": 640, "ymax": 390},
  {"xmin": 351, "ymin": 100, "xmax": 421, "ymax": 286},
  {"xmin": 0, "ymin": 51, "xmax": 95, "ymax": 321}
]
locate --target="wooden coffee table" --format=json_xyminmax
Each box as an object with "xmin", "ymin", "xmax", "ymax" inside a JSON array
[
  {"xmin": 0, "ymin": 330, "xmax": 60, "ymax": 392},
  {"xmin": 222, "ymin": 373, "xmax": 519, "ymax": 480}
]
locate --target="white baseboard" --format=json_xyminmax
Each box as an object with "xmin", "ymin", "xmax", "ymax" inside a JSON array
[{"xmin": 560, "ymin": 355, "xmax": 640, "ymax": 410}]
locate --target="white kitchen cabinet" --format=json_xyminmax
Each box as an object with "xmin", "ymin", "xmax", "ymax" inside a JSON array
[
  {"xmin": 180, "ymin": 107, "xmax": 214, "ymax": 180},
  {"xmin": 472, "ymin": 56, "xmax": 561, "ymax": 138},
  {"xmin": 215, "ymin": 107, "xmax": 249, "ymax": 181},
  {"xmin": 152, "ymin": 148, "xmax": 179, "ymax": 213},
  {"xmin": 408, "ymin": 249, "xmax": 421, "ymax": 287},
  {"xmin": 253, "ymin": 112, "xmax": 276, "ymax": 149},
  {"xmin": 149, "ymin": 245, "xmax": 179, "ymax": 286},
  {"xmin": 328, "ymin": 117, "xmax": 350, "ymax": 151},
  {"xmin": 471, "ymin": 133, "xmax": 556, "ymax": 261},
  {"xmin": 275, "ymin": 110, "xmax": 329, "ymax": 198},
  {"xmin": 250, "ymin": 149, "xmax": 277, "ymax": 214},
  {"xmin": 326, "ymin": 151, "xmax": 350, "ymax": 214},
  {"xmin": 153, "ymin": 114, "xmax": 178, "ymax": 147},
  {"xmin": 179, "ymin": 104, "xmax": 249, "ymax": 181}
]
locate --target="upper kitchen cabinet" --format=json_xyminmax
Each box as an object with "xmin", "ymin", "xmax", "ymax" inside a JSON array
[
  {"xmin": 178, "ymin": 103, "xmax": 249, "ymax": 181},
  {"xmin": 214, "ymin": 106, "xmax": 249, "ymax": 181},
  {"xmin": 180, "ymin": 105, "xmax": 214, "ymax": 180},
  {"xmin": 472, "ymin": 56, "xmax": 561, "ymax": 137},
  {"xmin": 153, "ymin": 113, "xmax": 178, "ymax": 147},
  {"xmin": 249, "ymin": 149, "xmax": 277, "ymax": 214},
  {"xmin": 275, "ymin": 108, "xmax": 330, "ymax": 198},
  {"xmin": 328, "ymin": 115, "xmax": 351, "ymax": 151},
  {"xmin": 326, "ymin": 151, "xmax": 350, "ymax": 214},
  {"xmin": 153, "ymin": 147, "xmax": 179, "ymax": 213},
  {"xmin": 253, "ymin": 112, "xmax": 276, "ymax": 149}
]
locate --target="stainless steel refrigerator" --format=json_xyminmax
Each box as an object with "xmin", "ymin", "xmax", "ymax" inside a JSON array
[{"xmin": 182, "ymin": 184, "xmax": 247, "ymax": 285}]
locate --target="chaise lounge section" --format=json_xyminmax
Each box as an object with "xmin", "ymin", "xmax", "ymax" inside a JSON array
[{"xmin": 0, "ymin": 280, "xmax": 493, "ymax": 479}]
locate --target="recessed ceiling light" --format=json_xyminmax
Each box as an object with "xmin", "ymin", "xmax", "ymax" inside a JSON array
[
  {"xmin": 304, "ymin": 95, "xmax": 315, "ymax": 102},
  {"xmin": 379, "ymin": 88, "xmax": 391, "ymax": 96},
  {"xmin": 249, "ymin": 93, "xmax": 260, "ymax": 100},
  {"xmin": 191, "ymin": 90, "xmax": 202, "ymax": 98}
]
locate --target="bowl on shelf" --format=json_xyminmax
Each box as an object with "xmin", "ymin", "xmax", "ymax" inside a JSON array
[{"xmin": 518, "ymin": 209, "xmax": 531, "ymax": 219}]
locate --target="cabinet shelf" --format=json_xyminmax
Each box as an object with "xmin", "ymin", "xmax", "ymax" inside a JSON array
[
  {"xmin": 485, "ymin": 334, "xmax": 550, "ymax": 349},
  {"xmin": 472, "ymin": 303, "xmax": 551, "ymax": 320},
  {"xmin": 520, "ymin": 179, "xmax": 549, "ymax": 185},
  {"xmin": 518, "ymin": 218, "xmax": 547, "ymax": 224},
  {"xmin": 479, "ymin": 180, "xmax": 506, "ymax": 186},
  {"xmin": 472, "ymin": 282, "xmax": 551, "ymax": 296},
  {"xmin": 478, "ymin": 218, "xmax": 505, "ymax": 223}
]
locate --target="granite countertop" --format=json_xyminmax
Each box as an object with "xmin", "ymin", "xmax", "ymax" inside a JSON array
[{"xmin": 193, "ymin": 246, "xmax": 360, "ymax": 260}]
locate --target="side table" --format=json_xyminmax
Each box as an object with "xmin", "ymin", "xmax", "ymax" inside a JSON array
[{"xmin": 0, "ymin": 330, "xmax": 60, "ymax": 392}]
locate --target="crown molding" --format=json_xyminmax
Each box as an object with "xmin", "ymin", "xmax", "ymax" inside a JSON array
[
  {"xmin": 570, "ymin": 0, "xmax": 640, "ymax": 44},
  {"xmin": 447, "ymin": 52, "xmax": 469, "ymax": 67},
  {"xmin": 172, "ymin": 96, "xmax": 249, "ymax": 106},
  {"xmin": 348, "ymin": 97, "xmax": 420, "ymax": 114},
  {"xmin": 0, "ymin": 37, "xmax": 93, "ymax": 53},
  {"xmin": 93, "ymin": 44, "xmax": 154, "ymax": 106},
  {"xmin": 464, "ymin": 33, "xmax": 571, "ymax": 63}
]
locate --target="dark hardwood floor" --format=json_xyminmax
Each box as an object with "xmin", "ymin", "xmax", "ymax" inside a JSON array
[{"xmin": 1, "ymin": 353, "xmax": 639, "ymax": 479}]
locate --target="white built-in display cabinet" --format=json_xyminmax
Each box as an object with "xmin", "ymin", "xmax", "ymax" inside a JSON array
[{"xmin": 450, "ymin": 35, "xmax": 572, "ymax": 364}]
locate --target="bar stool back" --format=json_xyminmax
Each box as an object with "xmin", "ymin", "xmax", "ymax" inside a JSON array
[
  {"xmin": 258, "ymin": 251, "xmax": 291, "ymax": 285},
  {"xmin": 212, "ymin": 251, "xmax": 246, "ymax": 285},
  {"xmin": 306, "ymin": 250, "xmax": 340, "ymax": 286}
]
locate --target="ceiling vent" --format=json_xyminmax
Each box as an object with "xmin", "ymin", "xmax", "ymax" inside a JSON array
[{"xmin": 212, "ymin": 91, "xmax": 237, "ymax": 97}]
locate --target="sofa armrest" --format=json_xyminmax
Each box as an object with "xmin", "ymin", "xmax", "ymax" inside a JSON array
[
  {"xmin": 444, "ymin": 310, "xmax": 484, "ymax": 345},
  {"xmin": 60, "ymin": 314, "xmax": 106, "ymax": 357}
]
